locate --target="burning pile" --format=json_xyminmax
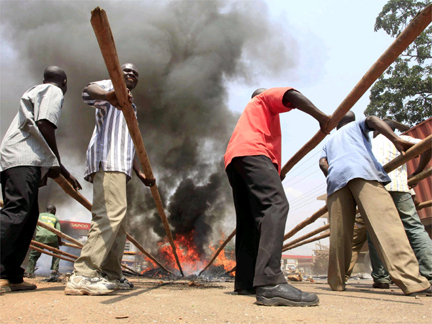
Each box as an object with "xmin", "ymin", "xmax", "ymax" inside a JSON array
[{"xmin": 140, "ymin": 231, "xmax": 235, "ymax": 280}]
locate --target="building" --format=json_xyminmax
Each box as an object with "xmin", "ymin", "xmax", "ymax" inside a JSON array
[{"xmin": 281, "ymin": 254, "xmax": 314, "ymax": 276}]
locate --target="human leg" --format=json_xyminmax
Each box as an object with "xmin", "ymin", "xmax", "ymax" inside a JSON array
[
  {"xmin": 351, "ymin": 179, "xmax": 430, "ymax": 294},
  {"xmin": 345, "ymin": 222, "xmax": 367, "ymax": 281},
  {"xmin": 327, "ymin": 186, "xmax": 356, "ymax": 291},
  {"xmin": 391, "ymin": 191, "xmax": 432, "ymax": 283},
  {"xmin": 367, "ymin": 232, "xmax": 391, "ymax": 285},
  {"xmin": 73, "ymin": 170, "xmax": 127, "ymax": 278},
  {"xmin": 26, "ymin": 249, "xmax": 42, "ymax": 277},
  {"xmin": 1, "ymin": 166, "xmax": 40, "ymax": 284},
  {"xmin": 49, "ymin": 241, "xmax": 60, "ymax": 273},
  {"xmin": 226, "ymin": 163, "xmax": 258, "ymax": 292}
]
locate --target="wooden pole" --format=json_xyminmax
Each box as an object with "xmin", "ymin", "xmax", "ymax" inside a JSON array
[
  {"xmin": 417, "ymin": 200, "xmax": 432, "ymax": 211},
  {"xmin": 37, "ymin": 221, "xmax": 84, "ymax": 247},
  {"xmin": 31, "ymin": 240, "xmax": 78, "ymax": 260},
  {"xmin": 408, "ymin": 167, "xmax": 432, "ymax": 187},
  {"xmin": 90, "ymin": 7, "xmax": 183, "ymax": 276},
  {"xmin": 62, "ymin": 242, "xmax": 82, "ymax": 249},
  {"xmin": 121, "ymin": 263, "xmax": 140, "ymax": 275},
  {"xmin": 282, "ymin": 224, "xmax": 329, "ymax": 251},
  {"xmin": 198, "ymin": 229, "xmax": 236, "ymax": 276},
  {"xmin": 283, "ymin": 206, "xmax": 328, "ymax": 241},
  {"xmin": 282, "ymin": 231, "xmax": 330, "ymax": 252},
  {"xmin": 383, "ymin": 135, "xmax": 432, "ymax": 173},
  {"xmin": 54, "ymin": 175, "xmax": 92, "ymax": 211},
  {"xmin": 29, "ymin": 245, "xmax": 76, "ymax": 263},
  {"xmin": 280, "ymin": 4, "xmax": 432, "ymax": 177},
  {"xmin": 52, "ymin": 175, "xmax": 169, "ymax": 274},
  {"xmin": 126, "ymin": 234, "xmax": 172, "ymax": 274}
]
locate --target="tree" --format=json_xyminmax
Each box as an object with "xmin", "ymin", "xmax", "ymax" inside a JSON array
[{"xmin": 364, "ymin": 0, "xmax": 432, "ymax": 127}]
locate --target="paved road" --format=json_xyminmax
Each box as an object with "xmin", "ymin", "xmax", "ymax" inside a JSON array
[{"xmin": 0, "ymin": 278, "xmax": 430, "ymax": 323}]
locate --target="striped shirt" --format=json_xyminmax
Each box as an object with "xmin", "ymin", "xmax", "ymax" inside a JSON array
[
  {"xmin": 372, "ymin": 134, "xmax": 420, "ymax": 192},
  {"xmin": 0, "ymin": 84, "xmax": 63, "ymax": 174},
  {"xmin": 83, "ymin": 80, "xmax": 136, "ymax": 183}
]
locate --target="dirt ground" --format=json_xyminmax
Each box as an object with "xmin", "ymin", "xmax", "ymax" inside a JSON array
[{"xmin": 0, "ymin": 277, "xmax": 430, "ymax": 324}]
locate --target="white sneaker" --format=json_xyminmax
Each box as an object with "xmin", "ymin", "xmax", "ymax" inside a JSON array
[
  {"xmin": 102, "ymin": 275, "xmax": 134, "ymax": 290},
  {"xmin": 64, "ymin": 274, "xmax": 117, "ymax": 295}
]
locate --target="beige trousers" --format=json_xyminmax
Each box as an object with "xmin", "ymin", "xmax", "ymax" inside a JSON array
[
  {"xmin": 327, "ymin": 178, "xmax": 430, "ymax": 294},
  {"xmin": 345, "ymin": 222, "xmax": 367, "ymax": 281},
  {"xmin": 74, "ymin": 170, "xmax": 127, "ymax": 280}
]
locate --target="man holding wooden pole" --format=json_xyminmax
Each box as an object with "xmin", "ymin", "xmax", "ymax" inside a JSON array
[
  {"xmin": 65, "ymin": 63, "xmax": 155, "ymax": 296},
  {"xmin": 0, "ymin": 66, "xmax": 81, "ymax": 293},
  {"xmin": 319, "ymin": 112, "xmax": 431, "ymax": 296},
  {"xmin": 224, "ymin": 87, "xmax": 330, "ymax": 306}
]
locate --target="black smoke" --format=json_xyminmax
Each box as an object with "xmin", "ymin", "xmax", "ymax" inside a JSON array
[{"xmin": 1, "ymin": 1, "xmax": 298, "ymax": 259}]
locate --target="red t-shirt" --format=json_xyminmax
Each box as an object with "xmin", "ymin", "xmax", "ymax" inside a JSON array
[{"xmin": 224, "ymin": 87, "xmax": 295, "ymax": 174}]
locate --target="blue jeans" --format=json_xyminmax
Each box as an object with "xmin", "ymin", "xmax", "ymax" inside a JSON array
[{"xmin": 368, "ymin": 191, "xmax": 432, "ymax": 284}]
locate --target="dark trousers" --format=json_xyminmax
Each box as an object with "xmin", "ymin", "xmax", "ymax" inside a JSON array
[
  {"xmin": 1, "ymin": 166, "xmax": 41, "ymax": 283},
  {"xmin": 226, "ymin": 155, "xmax": 288, "ymax": 289}
]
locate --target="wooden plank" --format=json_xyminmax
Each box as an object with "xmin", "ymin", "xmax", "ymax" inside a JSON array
[
  {"xmin": 29, "ymin": 245, "xmax": 76, "ymax": 263},
  {"xmin": 282, "ymin": 231, "xmax": 330, "ymax": 252},
  {"xmin": 198, "ymin": 229, "xmax": 236, "ymax": 276},
  {"xmin": 280, "ymin": 4, "xmax": 432, "ymax": 176},
  {"xmin": 90, "ymin": 6, "xmax": 183, "ymax": 276},
  {"xmin": 282, "ymin": 224, "xmax": 329, "ymax": 250}
]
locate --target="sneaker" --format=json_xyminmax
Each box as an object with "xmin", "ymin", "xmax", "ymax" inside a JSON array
[
  {"xmin": 118, "ymin": 277, "xmax": 134, "ymax": 290},
  {"xmin": 373, "ymin": 282, "xmax": 390, "ymax": 289},
  {"xmin": 64, "ymin": 274, "xmax": 117, "ymax": 295},
  {"xmin": 256, "ymin": 283, "xmax": 319, "ymax": 307}
]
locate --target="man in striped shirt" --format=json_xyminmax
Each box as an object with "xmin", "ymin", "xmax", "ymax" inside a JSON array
[
  {"xmin": 368, "ymin": 119, "xmax": 432, "ymax": 288},
  {"xmin": 65, "ymin": 63, "xmax": 155, "ymax": 296}
]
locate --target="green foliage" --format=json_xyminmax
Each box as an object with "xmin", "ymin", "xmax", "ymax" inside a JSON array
[{"xmin": 365, "ymin": 0, "xmax": 432, "ymax": 127}]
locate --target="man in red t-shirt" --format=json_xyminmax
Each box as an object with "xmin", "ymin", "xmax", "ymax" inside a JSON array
[{"xmin": 224, "ymin": 87, "xmax": 329, "ymax": 307}]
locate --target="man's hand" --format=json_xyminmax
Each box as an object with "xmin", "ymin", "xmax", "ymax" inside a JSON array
[
  {"xmin": 319, "ymin": 115, "xmax": 331, "ymax": 135},
  {"xmin": 137, "ymin": 172, "xmax": 156, "ymax": 187},
  {"xmin": 66, "ymin": 174, "xmax": 82, "ymax": 191},
  {"xmin": 393, "ymin": 138, "xmax": 415, "ymax": 156},
  {"xmin": 105, "ymin": 90, "xmax": 122, "ymax": 110}
]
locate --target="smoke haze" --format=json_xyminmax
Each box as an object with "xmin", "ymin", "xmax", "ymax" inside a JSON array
[{"xmin": 0, "ymin": 1, "xmax": 298, "ymax": 258}]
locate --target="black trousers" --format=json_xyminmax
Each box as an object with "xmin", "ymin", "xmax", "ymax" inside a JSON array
[
  {"xmin": 1, "ymin": 166, "xmax": 41, "ymax": 283},
  {"xmin": 226, "ymin": 155, "xmax": 288, "ymax": 289}
]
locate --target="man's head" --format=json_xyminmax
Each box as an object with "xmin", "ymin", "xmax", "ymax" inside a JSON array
[
  {"xmin": 337, "ymin": 111, "xmax": 356, "ymax": 129},
  {"xmin": 251, "ymin": 88, "xmax": 267, "ymax": 99},
  {"xmin": 43, "ymin": 66, "xmax": 67, "ymax": 94},
  {"xmin": 122, "ymin": 63, "xmax": 139, "ymax": 90},
  {"xmin": 46, "ymin": 205, "xmax": 56, "ymax": 215}
]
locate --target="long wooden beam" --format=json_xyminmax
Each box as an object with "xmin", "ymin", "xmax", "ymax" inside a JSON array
[
  {"xmin": 283, "ymin": 206, "xmax": 328, "ymax": 241},
  {"xmin": 282, "ymin": 224, "xmax": 329, "ymax": 251},
  {"xmin": 62, "ymin": 242, "xmax": 82, "ymax": 249},
  {"xmin": 198, "ymin": 229, "xmax": 236, "ymax": 276},
  {"xmin": 126, "ymin": 234, "xmax": 172, "ymax": 274},
  {"xmin": 280, "ymin": 4, "xmax": 432, "ymax": 177},
  {"xmin": 408, "ymin": 167, "xmax": 432, "ymax": 187},
  {"xmin": 37, "ymin": 221, "xmax": 84, "ymax": 247},
  {"xmin": 54, "ymin": 175, "xmax": 92, "ymax": 211},
  {"xmin": 282, "ymin": 231, "xmax": 330, "ymax": 252},
  {"xmin": 31, "ymin": 240, "xmax": 78, "ymax": 260},
  {"xmin": 29, "ymin": 245, "xmax": 76, "ymax": 263},
  {"xmin": 417, "ymin": 200, "xmax": 432, "ymax": 211},
  {"xmin": 90, "ymin": 7, "xmax": 183, "ymax": 276}
]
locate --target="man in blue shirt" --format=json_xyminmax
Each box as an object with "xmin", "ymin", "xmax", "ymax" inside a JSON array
[{"xmin": 319, "ymin": 112, "xmax": 430, "ymax": 296}]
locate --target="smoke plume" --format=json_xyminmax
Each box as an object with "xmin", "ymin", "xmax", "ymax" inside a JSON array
[{"xmin": 1, "ymin": 1, "xmax": 298, "ymax": 259}]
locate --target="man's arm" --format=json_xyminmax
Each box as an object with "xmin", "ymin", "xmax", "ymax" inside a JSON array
[
  {"xmin": 319, "ymin": 158, "xmax": 329, "ymax": 177},
  {"xmin": 132, "ymin": 155, "xmax": 156, "ymax": 187},
  {"xmin": 85, "ymin": 84, "xmax": 132, "ymax": 110},
  {"xmin": 283, "ymin": 90, "xmax": 331, "ymax": 134},
  {"xmin": 366, "ymin": 116, "xmax": 414, "ymax": 155},
  {"xmin": 409, "ymin": 147, "xmax": 431, "ymax": 178},
  {"xmin": 36, "ymin": 120, "xmax": 82, "ymax": 190}
]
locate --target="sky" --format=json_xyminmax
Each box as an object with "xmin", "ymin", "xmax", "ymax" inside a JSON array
[{"xmin": 0, "ymin": 0, "xmax": 397, "ymax": 257}]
